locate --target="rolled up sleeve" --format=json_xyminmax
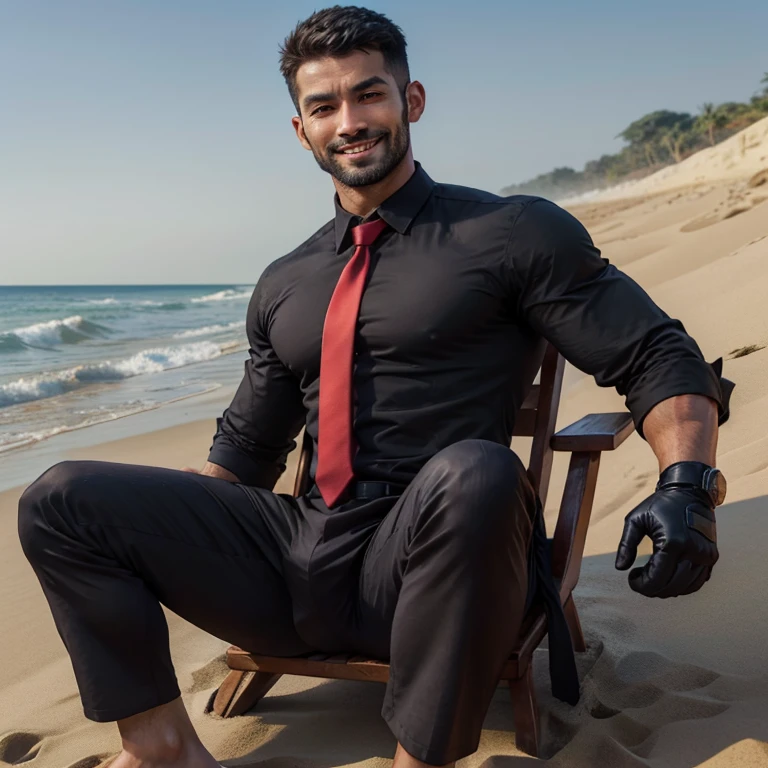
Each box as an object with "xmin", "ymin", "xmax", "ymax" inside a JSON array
[
  {"xmin": 508, "ymin": 199, "xmax": 732, "ymax": 437},
  {"xmin": 208, "ymin": 273, "xmax": 306, "ymax": 487}
]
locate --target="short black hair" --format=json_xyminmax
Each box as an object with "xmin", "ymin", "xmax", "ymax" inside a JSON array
[{"xmin": 279, "ymin": 6, "xmax": 410, "ymax": 113}]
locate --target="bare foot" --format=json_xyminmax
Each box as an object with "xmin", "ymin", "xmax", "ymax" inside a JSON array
[
  {"xmin": 393, "ymin": 742, "xmax": 455, "ymax": 768},
  {"xmin": 107, "ymin": 742, "xmax": 221, "ymax": 768},
  {"xmin": 110, "ymin": 698, "xmax": 221, "ymax": 768}
]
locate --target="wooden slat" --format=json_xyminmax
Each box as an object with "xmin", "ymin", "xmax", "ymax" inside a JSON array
[
  {"xmin": 563, "ymin": 595, "xmax": 586, "ymax": 653},
  {"xmin": 292, "ymin": 431, "xmax": 313, "ymax": 497},
  {"xmin": 509, "ymin": 665, "xmax": 540, "ymax": 756},
  {"xmin": 550, "ymin": 451, "xmax": 601, "ymax": 595},
  {"xmin": 226, "ymin": 648, "xmax": 391, "ymax": 683},
  {"xmin": 527, "ymin": 346, "xmax": 565, "ymax": 507},
  {"xmin": 226, "ymin": 647, "xmax": 529, "ymax": 683},
  {"xmin": 210, "ymin": 669, "xmax": 282, "ymax": 717},
  {"xmin": 550, "ymin": 412, "xmax": 634, "ymax": 453}
]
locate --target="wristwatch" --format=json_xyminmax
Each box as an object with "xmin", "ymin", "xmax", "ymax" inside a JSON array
[{"xmin": 656, "ymin": 461, "xmax": 727, "ymax": 507}]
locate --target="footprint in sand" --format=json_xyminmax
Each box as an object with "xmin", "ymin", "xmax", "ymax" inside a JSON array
[
  {"xmin": 747, "ymin": 168, "xmax": 768, "ymax": 188},
  {"xmin": 0, "ymin": 731, "xmax": 42, "ymax": 764},
  {"xmin": 680, "ymin": 179, "xmax": 767, "ymax": 232},
  {"xmin": 0, "ymin": 731, "xmax": 110, "ymax": 767},
  {"xmin": 579, "ymin": 648, "xmax": 731, "ymax": 757}
]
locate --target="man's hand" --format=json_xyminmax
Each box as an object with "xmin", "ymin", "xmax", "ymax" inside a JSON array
[
  {"xmin": 181, "ymin": 462, "xmax": 241, "ymax": 483},
  {"xmin": 615, "ymin": 485, "xmax": 718, "ymax": 598}
]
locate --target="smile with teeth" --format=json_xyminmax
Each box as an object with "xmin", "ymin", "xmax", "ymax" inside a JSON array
[{"xmin": 339, "ymin": 136, "xmax": 383, "ymax": 155}]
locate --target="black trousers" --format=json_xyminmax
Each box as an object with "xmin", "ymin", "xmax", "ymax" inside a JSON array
[{"xmin": 18, "ymin": 439, "xmax": 536, "ymax": 765}]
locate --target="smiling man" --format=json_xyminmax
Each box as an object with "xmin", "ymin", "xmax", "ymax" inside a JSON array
[{"xmin": 18, "ymin": 5, "xmax": 732, "ymax": 768}]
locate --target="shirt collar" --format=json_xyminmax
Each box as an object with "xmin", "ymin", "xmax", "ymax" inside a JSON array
[{"xmin": 333, "ymin": 162, "xmax": 435, "ymax": 253}]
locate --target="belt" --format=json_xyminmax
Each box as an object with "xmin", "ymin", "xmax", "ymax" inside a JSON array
[
  {"xmin": 352, "ymin": 480, "xmax": 407, "ymax": 500},
  {"xmin": 310, "ymin": 480, "xmax": 407, "ymax": 501}
]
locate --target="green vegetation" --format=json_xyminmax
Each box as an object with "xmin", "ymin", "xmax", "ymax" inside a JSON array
[{"xmin": 501, "ymin": 73, "xmax": 768, "ymax": 200}]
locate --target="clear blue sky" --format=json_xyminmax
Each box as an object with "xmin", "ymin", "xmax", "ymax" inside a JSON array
[{"xmin": 2, "ymin": 0, "xmax": 766, "ymax": 285}]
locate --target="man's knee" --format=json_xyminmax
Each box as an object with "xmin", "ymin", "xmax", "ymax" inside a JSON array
[
  {"xmin": 428, "ymin": 439, "xmax": 527, "ymax": 500},
  {"xmin": 420, "ymin": 439, "xmax": 531, "ymax": 541},
  {"xmin": 18, "ymin": 461, "xmax": 92, "ymax": 562}
]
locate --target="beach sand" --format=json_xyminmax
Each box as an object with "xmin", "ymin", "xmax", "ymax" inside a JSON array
[{"xmin": 2, "ymin": 124, "xmax": 768, "ymax": 766}]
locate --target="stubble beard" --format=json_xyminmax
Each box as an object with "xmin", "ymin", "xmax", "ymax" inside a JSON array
[{"xmin": 308, "ymin": 106, "xmax": 411, "ymax": 188}]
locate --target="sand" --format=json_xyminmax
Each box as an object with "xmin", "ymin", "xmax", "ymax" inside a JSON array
[
  {"xmin": 575, "ymin": 114, "xmax": 768, "ymax": 203},
  {"xmin": 2, "ymin": 121, "xmax": 768, "ymax": 766}
]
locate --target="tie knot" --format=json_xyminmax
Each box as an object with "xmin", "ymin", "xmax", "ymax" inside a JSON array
[{"xmin": 351, "ymin": 218, "xmax": 388, "ymax": 247}]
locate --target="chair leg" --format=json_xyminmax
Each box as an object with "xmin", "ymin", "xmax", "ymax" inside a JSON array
[
  {"xmin": 564, "ymin": 596, "xmax": 587, "ymax": 653},
  {"xmin": 208, "ymin": 670, "xmax": 282, "ymax": 718},
  {"xmin": 509, "ymin": 664, "xmax": 540, "ymax": 757}
]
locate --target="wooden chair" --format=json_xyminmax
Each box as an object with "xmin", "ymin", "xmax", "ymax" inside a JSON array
[{"xmin": 207, "ymin": 344, "xmax": 634, "ymax": 757}]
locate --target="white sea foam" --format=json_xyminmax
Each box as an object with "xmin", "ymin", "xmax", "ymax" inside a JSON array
[
  {"xmin": 86, "ymin": 297, "xmax": 120, "ymax": 305},
  {"xmin": 173, "ymin": 321, "xmax": 244, "ymax": 339},
  {"xmin": 0, "ymin": 384, "xmax": 223, "ymax": 454},
  {"xmin": 191, "ymin": 289, "xmax": 252, "ymax": 303},
  {"xmin": 0, "ymin": 341, "xmax": 225, "ymax": 408},
  {"xmin": 0, "ymin": 426, "xmax": 70, "ymax": 453},
  {"xmin": 2, "ymin": 315, "xmax": 109, "ymax": 349},
  {"xmin": 0, "ymin": 406, "xmax": 148, "ymax": 453}
]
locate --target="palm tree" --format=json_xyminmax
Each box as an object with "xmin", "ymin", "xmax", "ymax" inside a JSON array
[
  {"xmin": 762, "ymin": 72, "xmax": 768, "ymax": 96},
  {"xmin": 661, "ymin": 125, "xmax": 687, "ymax": 163},
  {"xmin": 697, "ymin": 103, "xmax": 717, "ymax": 146}
]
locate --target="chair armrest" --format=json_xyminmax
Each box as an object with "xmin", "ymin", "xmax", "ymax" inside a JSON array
[{"xmin": 550, "ymin": 412, "xmax": 634, "ymax": 452}]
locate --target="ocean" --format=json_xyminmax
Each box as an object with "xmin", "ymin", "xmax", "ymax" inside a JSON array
[{"xmin": 0, "ymin": 285, "xmax": 253, "ymax": 456}]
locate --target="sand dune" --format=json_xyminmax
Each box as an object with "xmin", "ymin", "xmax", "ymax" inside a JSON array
[
  {"xmin": 2, "ymin": 122, "xmax": 768, "ymax": 765},
  {"xmin": 582, "ymin": 114, "xmax": 768, "ymax": 202}
]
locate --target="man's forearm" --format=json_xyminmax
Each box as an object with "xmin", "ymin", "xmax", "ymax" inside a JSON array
[
  {"xmin": 642, "ymin": 394, "xmax": 718, "ymax": 472},
  {"xmin": 200, "ymin": 461, "xmax": 241, "ymax": 483}
]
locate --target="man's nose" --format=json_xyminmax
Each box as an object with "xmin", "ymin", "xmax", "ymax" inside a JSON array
[{"xmin": 336, "ymin": 101, "xmax": 368, "ymax": 137}]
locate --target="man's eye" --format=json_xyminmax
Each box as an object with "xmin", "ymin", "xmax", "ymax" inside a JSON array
[
  {"xmin": 310, "ymin": 105, "xmax": 332, "ymax": 116},
  {"xmin": 360, "ymin": 92, "xmax": 382, "ymax": 101}
]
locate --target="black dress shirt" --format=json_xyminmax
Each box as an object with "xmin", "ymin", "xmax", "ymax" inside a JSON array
[{"xmin": 208, "ymin": 163, "xmax": 728, "ymax": 489}]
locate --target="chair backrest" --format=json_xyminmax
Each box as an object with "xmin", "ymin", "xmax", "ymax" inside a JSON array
[
  {"xmin": 513, "ymin": 344, "xmax": 565, "ymax": 508},
  {"xmin": 293, "ymin": 343, "xmax": 566, "ymax": 505}
]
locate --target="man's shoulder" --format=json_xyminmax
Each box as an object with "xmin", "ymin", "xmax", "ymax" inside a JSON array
[
  {"xmin": 250, "ymin": 219, "xmax": 334, "ymax": 315},
  {"xmin": 432, "ymin": 182, "xmax": 554, "ymax": 221},
  {"xmin": 260, "ymin": 219, "xmax": 335, "ymax": 282}
]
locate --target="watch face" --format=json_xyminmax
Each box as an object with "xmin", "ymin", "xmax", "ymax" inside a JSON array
[{"xmin": 707, "ymin": 469, "xmax": 727, "ymax": 506}]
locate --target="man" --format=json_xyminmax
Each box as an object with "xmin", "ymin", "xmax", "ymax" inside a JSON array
[{"xmin": 18, "ymin": 6, "xmax": 732, "ymax": 768}]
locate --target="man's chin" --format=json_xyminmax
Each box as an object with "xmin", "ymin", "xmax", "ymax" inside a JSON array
[{"xmin": 330, "ymin": 162, "xmax": 392, "ymax": 188}]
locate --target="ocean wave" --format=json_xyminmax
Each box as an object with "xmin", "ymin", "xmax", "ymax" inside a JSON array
[
  {"xmin": 173, "ymin": 321, "xmax": 244, "ymax": 339},
  {"xmin": 86, "ymin": 297, "xmax": 120, "ymax": 305},
  {"xmin": 0, "ymin": 335, "xmax": 28, "ymax": 354},
  {"xmin": 0, "ymin": 340, "xmax": 225, "ymax": 408},
  {"xmin": 191, "ymin": 289, "xmax": 252, "ymax": 303},
  {"xmin": 137, "ymin": 300, "xmax": 187, "ymax": 311},
  {"xmin": 0, "ymin": 315, "xmax": 111, "ymax": 352},
  {"xmin": 0, "ymin": 384, "xmax": 223, "ymax": 454},
  {"xmin": 83, "ymin": 297, "xmax": 187, "ymax": 311}
]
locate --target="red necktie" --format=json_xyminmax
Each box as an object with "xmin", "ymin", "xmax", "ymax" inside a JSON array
[{"xmin": 316, "ymin": 218, "xmax": 388, "ymax": 507}]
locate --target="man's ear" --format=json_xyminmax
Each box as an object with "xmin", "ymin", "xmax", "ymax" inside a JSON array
[
  {"xmin": 291, "ymin": 115, "xmax": 313, "ymax": 151},
  {"xmin": 405, "ymin": 80, "xmax": 426, "ymax": 124}
]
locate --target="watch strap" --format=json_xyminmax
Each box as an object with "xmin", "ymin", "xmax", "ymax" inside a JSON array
[
  {"xmin": 657, "ymin": 461, "xmax": 720, "ymax": 507},
  {"xmin": 657, "ymin": 461, "xmax": 712, "ymax": 490}
]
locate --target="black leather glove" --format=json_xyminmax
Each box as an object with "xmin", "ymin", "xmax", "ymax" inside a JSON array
[{"xmin": 615, "ymin": 483, "xmax": 718, "ymax": 598}]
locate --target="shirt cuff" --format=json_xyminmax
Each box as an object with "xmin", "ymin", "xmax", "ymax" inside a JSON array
[
  {"xmin": 630, "ymin": 357, "xmax": 734, "ymax": 440},
  {"xmin": 206, "ymin": 442, "xmax": 281, "ymax": 489}
]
